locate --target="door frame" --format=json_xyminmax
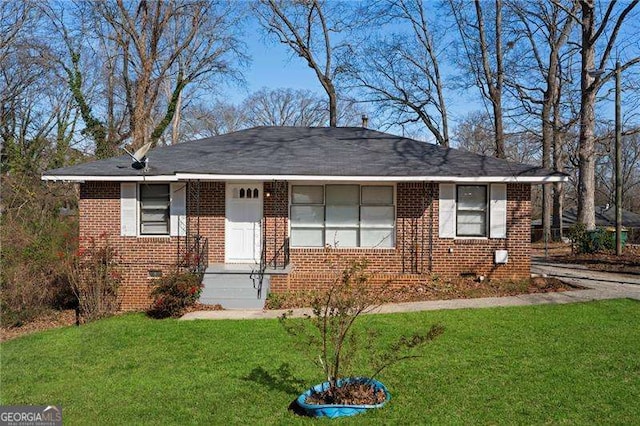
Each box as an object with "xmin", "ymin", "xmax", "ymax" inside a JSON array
[{"xmin": 224, "ymin": 182, "xmax": 263, "ymax": 263}]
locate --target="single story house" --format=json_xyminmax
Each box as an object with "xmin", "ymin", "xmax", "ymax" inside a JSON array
[
  {"xmin": 43, "ymin": 126, "xmax": 567, "ymax": 310},
  {"xmin": 532, "ymin": 205, "xmax": 640, "ymax": 229},
  {"xmin": 532, "ymin": 205, "xmax": 640, "ymax": 242}
]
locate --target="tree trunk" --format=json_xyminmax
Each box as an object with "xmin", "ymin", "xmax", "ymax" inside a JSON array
[
  {"xmin": 541, "ymin": 99, "xmax": 553, "ymax": 244},
  {"xmin": 327, "ymin": 80, "xmax": 337, "ymax": 127},
  {"xmin": 552, "ymin": 95, "xmax": 565, "ymax": 241},
  {"xmin": 172, "ymin": 90, "xmax": 182, "ymax": 145},
  {"xmin": 577, "ymin": 2, "xmax": 597, "ymax": 230},
  {"xmin": 493, "ymin": 0, "xmax": 505, "ymax": 159},
  {"xmin": 493, "ymin": 98, "xmax": 505, "ymax": 159}
]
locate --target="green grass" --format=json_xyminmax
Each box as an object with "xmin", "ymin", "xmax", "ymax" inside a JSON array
[{"xmin": 2, "ymin": 299, "xmax": 640, "ymax": 425}]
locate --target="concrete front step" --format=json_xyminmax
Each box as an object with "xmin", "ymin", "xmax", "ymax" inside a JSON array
[
  {"xmin": 203, "ymin": 273, "xmax": 262, "ymax": 289},
  {"xmin": 199, "ymin": 263, "xmax": 288, "ymax": 310}
]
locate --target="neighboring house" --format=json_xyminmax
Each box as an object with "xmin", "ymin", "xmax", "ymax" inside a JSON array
[
  {"xmin": 43, "ymin": 127, "xmax": 566, "ymax": 310},
  {"xmin": 532, "ymin": 205, "xmax": 640, "ymax": 229},
  {"xmin": 532, "ymin": 206, "xmax": 640, "ymax": 242}
]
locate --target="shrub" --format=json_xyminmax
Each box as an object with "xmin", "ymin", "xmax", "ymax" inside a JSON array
[
  {"xmin": 0, "ymin": 176, "xmax": 78, "ymax": 327},
  {"xmin": 280, "ymin": 257, "xmax": 444, "ymax": 400},
  {"xmin": 66, "ymin": 234, "xmax": 121, "ymax": 323},
  {"xmin": 147, "ymin": 272, "xmax": 203, "ymax": 318},
  {"xmin": 567, "ymin": 224, "xmax": 616, "ymax": 254}
]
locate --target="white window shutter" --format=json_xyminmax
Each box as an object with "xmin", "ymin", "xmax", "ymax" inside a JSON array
[
  {"xmin": 490, "ymin": 184, "xmax": 507, "ymax": 238},
  {"xmin": 439, "ymin": 183, "xmax": 456, "ymax": 238},
  {"xmin": 120, "ymin": 183, "xmax": 137, "ymax": 236},
  {"xmin": 170, "ymin": 183, "xmax": 187, "ymax": 237}
]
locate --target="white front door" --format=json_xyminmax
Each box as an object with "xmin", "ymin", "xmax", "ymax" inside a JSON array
[{"xmin": 225, "ymin": 183, "xmax": 263, "ymax": 263}]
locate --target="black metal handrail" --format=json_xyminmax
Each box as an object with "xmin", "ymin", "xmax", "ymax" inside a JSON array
[
  {"xmin": 178, "ymin": 234, "xmax": 208, "ymax": 275},
  {"xmin": 250, "ymin": 220, "xmax": 269, "ymax": 299},
  {"xmin": 270, "ymin": 237, "xmax": 290, "ymax": 269},
  {"xmin": 251, "ymin": 232, "xmax": 290, "ymax": 300}
]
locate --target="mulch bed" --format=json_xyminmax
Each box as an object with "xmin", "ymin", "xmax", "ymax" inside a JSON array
[
  {"xmin": 554, "ymin": 247, "xmax": 640, "ymax": 275},
  {"xmin": 182, "ymin": 302, "xmax": 223, "ymax": 314},
  {"xmin": 1, "ymin": 309, "xmax": 77, "ymax": 342},
  {"xmin": 390, "ymin": 277, "xmax": 576, "ymax": 303},
  {"xmin": 306, "ymin": 382, "xmax": 386, "ymax": 406},
  {"xmin": 267, "ymin": 276, "xmax": 579, "ymax": 310}
]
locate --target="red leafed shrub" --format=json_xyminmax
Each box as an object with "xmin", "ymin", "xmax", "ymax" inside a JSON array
[{"xmin": 147, "ymin": 272, "xmax": 203, "ymax": 318}]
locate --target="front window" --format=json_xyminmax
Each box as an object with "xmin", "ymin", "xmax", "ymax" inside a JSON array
[
  {"xmin": 140, "ymin": 184, "xmax": 170, "ymax": 235},
  {"xmin": 290, "ymin": 185, "xmax": 395, "ymax": 248},
  {"xmin": 456, "ymin": 185, "xmax": 487, "ymax": 237}
]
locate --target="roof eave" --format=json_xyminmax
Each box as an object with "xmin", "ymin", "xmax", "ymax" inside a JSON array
[{"xmin": 42, "ymin": 173, "xmax": 569, "ymax": 184}]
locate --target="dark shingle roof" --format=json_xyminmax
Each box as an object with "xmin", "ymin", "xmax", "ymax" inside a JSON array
[
  {"xmin": 532, "ymin": 207, "xmax": 640, "ymax": 228},
  {"xmin": 44, "ymin": 126, "xmax": 564, "ymax": 179}
]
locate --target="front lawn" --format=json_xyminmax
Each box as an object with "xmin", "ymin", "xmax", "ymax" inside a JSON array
[{"xmin": 2, "ymin": 299, "xmax": 639, "ymax": 424}]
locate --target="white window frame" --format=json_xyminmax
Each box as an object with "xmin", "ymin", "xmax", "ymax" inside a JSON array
[
  {"xmin": 139, "ymin": 183, "xmax": 171, "ymax": 236},
  {"xmin": 289, "ymin": 182, "xmax": 396, "ymax": 248},
  {"xmin": 456, "ymin": 184, "xmax": 488, "ymax": 238}
]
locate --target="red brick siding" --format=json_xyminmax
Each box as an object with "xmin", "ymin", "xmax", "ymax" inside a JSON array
[
  {"xmin": 79, "ymin": 181, "xmax": 227, "ymax": 310},
  {"xmin": 271, "ymin": 182, "xmax": 531, "ymax": 293},
  {"xmin": 187, "ymin": 182, "xmax": 225, "ymax": 264},
  {"xmin": 79, "ymin": 180, "xmax": 531, "ymax": 309},
  {"xmin": 430, "ymin": 183, "xmax": 531, "ymax": 278},
  {"xmin": 263, "ymin": 181, "xmax": 289, "ymax": 266}
]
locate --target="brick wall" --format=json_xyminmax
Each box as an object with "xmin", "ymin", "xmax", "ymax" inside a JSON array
[
  {"xmin": 263, "ymin": 181, "xmax": 289, "ymax": 267},
  {"xmin": 430, "ymin": 183, "xmax": 531, "ymax": 279},
  {"xmin": 270, "ymin": 182, "xmax": 531, "ymax": 293},
  {"xmin": 79, "ymin": 181, "xmax": 226, "ymax": 310},
  {"xmin": 79, "ymin": 180, "xmax": 531, "ymax": 309}
]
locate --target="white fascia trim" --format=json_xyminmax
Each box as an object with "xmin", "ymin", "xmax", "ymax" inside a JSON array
[
  {"xmin": 42, "ymin": 175, "xmax": 179, "ymax": 183},
  {"xmin": 175, "ymin": 173, "xmax": 569, "ymax": 184},
  {"xmin": 42, "ymin": 173, "xmax": 568, "ymax": 184}
]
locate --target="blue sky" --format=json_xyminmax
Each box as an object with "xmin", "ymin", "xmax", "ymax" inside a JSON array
[
  {"xmin": 220, "ymin": 9, "xmax": 631, "ymax": 147},
  {"xmin": 222, "ymin": 15, "xmax": 484, "ymax": 143}
]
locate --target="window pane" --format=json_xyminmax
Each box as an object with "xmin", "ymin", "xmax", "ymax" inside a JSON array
[
  {"xmin": 292, "ymin": 185, "xmax": 323, "ymax": 204},
  {"xmin": 141, "ymin": 198, "xmax": 169, "ymax": 209},
  {"xmin": 326, "ymin": 206, "xmax": 359, "ymax": 226},
  {"xmin": 325, "ymin": 228, "xmax": 358, "ymax": 247},
  {"xmin": 457, "ymin": 211, "xmax": 486, "ymax": 236},
  {"xmin": 291, "ymin": 228, "xmax": 324, "ymax": 247},
  {"xmin": 291, "ymin": 205, "xmax": 324, "ymax": 226},
  {"xmin": 361, "ymin": 228, "xmax": 394, "ymax": 247},
  {"xmin": 141, "ymin": 222, "xmax": 168, "ymax": 234},
  {"xmin": 362, "ymin": 186, "xmax": 393, "ymax": 205},
  {"xmin": 141, "ymin": 184, "xmax": 169, "ymax": 199},
  {"xmin": 458, "ymin": 186, "xmax": 486, "ymax": 210},
  {"xmin": 140, "ymin": 184, "xmax": 169, "ymax": 235},
  {"xmin": 326, "ymin": 185, "xmax": 359, "ymax": 205},
  {"xmin": 141, "ymin": 209, "xmax": 168, "ymax": 222},
  {"xmin": 361, "ymin": 206, "xmax": 394, "ymax": 227}
]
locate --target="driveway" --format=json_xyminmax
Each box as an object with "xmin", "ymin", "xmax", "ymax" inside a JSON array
[{"xmin": 532, "ymin": 257, "xmax": 640, "ymax": 301}]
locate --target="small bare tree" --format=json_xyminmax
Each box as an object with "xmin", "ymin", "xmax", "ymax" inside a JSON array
[{"xmin": 280, "ymin": 255, "xmax": 443, "ymax": 403}]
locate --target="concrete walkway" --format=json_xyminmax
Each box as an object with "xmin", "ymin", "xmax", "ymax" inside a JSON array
[{"xmin": 180, "ymin": 260, "xmax": 640, "ymax": 321}]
